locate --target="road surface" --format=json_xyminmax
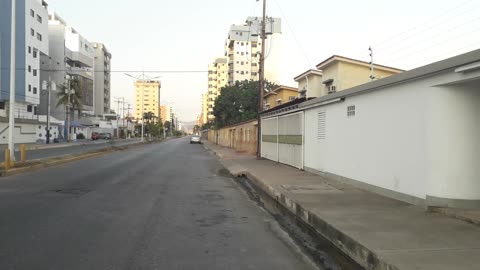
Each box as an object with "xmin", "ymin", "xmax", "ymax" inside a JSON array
[{"xmin": 0, "ymin": 137, "xmax": 315, "ymax": 270}]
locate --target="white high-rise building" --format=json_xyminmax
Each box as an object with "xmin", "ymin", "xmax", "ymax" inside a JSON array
[
  {"xmin": 224, "ymin": 17, "xmax": 282, "ymax": 86},
  {"xmin": 93, "ymin": 42, "xmax": 112, "ymax": 115},
  {"xmin": 39, "ymin": 11, "xmax": 95, "ymax": 120},
  {"xmin": 0, "ymin": 0, "xmax": 49, "ymax": 120}
]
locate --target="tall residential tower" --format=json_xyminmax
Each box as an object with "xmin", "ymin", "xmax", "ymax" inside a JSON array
[
  {"xmin": 0, "ymin": 0, "xmax": 49, "ymax": 119},
  {"xmin": 134, "ymin": 80, "xmax": 161, "ymax": 121}
]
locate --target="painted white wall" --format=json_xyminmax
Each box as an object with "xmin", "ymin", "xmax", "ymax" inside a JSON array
[
  {"xmin": 305, "ymin": 82, "xmax": 430, "ymax": 199},
  {"xmin": 303, "ymin": 67, "xmax": 480, "ymax": 202},
  {"xmin": 427, "ymin": 80, "xmax": 480, "ymax": 200},
  {"xmin": 0, "ymin": 123, "xmax": 37, "ymax": 144},
  {"xmin": 36, "ymin": 124, "xmax": 60, "ymax": 141}
]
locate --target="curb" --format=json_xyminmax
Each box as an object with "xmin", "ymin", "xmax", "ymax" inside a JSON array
[
  {"xmin": 204, "ymin": 143, "xmax": 398, "ymax": 270},
  {"xmin": 0, "ymin": 140, "xmax": 155, "ymax": 177}
]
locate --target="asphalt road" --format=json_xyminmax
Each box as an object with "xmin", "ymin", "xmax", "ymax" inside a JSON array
[
  {"xmin": 0, "ymin": 138, "xmax": 141, "ymax": 163},
  {"xmin": 0, "ymin": 137, "xmax": 316, "ymax": 270}
]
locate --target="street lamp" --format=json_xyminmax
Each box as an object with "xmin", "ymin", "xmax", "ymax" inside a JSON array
[{"xmin": 124, "ymin": 73, "xmax": 162, "ymax": 142}]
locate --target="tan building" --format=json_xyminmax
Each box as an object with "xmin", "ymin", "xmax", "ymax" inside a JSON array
[
  {"xmin": 160, "ymin": 105, "xmax": 172, "ymax": 124},
  {"xmin": 134, "ymin": 80, "xmax": 161, "ymax": 121},
  {"xmin": 264, "ymin": 86, "xmax": 299, "ymax": 110},
  {"xmin": 294, "ymin": 69, "xmax": 323, "ymax": 98},
  {"xmin": 206, "ymin": 58, "xmax": 229, "ymax": 122},
  {"xmin": 295, "ymin": 55, "xmax": 403, "ymax": 99}
]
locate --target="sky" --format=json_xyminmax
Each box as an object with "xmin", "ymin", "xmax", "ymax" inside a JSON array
[{"xmin": 45, "ymin": 0, "xmax": 480, "ymax": 122}]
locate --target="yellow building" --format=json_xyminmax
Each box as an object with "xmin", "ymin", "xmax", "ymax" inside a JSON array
[
  {"xmin": 206, "ymin": 57, "xmax": 228, "ymax": 122},
  {"xmin": 201, "ymin": 93, "xmax": 208, "ymax": 124},
  {"xmin": 295, "ymin": 55, "xmax": 403, "ymax": 98},
  {"xmin": 264, "ymin": 86, "xmax": 299, "ymax": 110},
  {"xmin": 160, "ymin": 105, "xmax": 172, "ymax": 124},
  {"xmin": 134, "ymin": 80, "xmax": 161, "ymax": 121}
]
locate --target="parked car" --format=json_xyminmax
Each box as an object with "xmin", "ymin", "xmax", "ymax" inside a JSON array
[
  {"xmin": 190, "ymin": 135, "xmax": 201, "ymax": 144},
  {"xmin": 91, "ymin": 132, "xmax": 101, "ymax": 140},
  {"xmin": 100, "ymin": 133, "xmax": 112, "ymax": 140}
]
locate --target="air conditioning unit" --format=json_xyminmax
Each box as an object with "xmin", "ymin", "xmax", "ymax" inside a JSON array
[{"xmin": 328, "ymin": 85, "xmax": 336, "ymax": 94}]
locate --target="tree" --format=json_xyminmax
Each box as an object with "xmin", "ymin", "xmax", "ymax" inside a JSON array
[
  {"xmin": 213, "ymin": 80, "xmax": 277, "ymax": 128},
  {"xmin": 56, "ymin": 77, "xmax": 82, "ymax": 122}
]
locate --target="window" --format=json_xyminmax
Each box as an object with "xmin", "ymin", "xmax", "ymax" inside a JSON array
[
  {"xmin": 34, "ymin": 106, "xmax": 38, "ymax": 115},
  {"xmin": 28, "ymin": 66, "xmax": 31, "ymax": 72},
  {"xmin": 30, "ymin": 28, "xmax": 35, "ymax": 36},
  {"xmin": 33, "ymin": 50, "xmax": 37, "ymax": 58},
  {"xmin": 0, "ymin": 101, "xmax": 5, "ymax": 110},
  {"xmin": 276, "ymin": 99, "xmax": 282, "ymax": 105},
  {"xmin": 28, "ymin": 46, "xmax": 32, "ymax": 53},
  {"xmin": 241, "ymin": 61, "xmax": 244, "ymax": 65},
  {"xmin": 289, "ymin": 96, "xmax": 296, "ymax": 101},
  {"xmin": 28, "ymin": 85, "xmax": 32, "ymax": 92},
  {"xmin": 30, "ymin": 9, "xmax": 34, "ymax": 17},
  {"xmin": 27, "ymin": 105, "xmax": 33, "ymax": 112},
  {"xmin": 36, "ymin": 15, "xmax": 42, "ymax": 23},
  {"xmin": 33, "ymin": 69, "xmax": 37, "ymax": 76},
  {"xmin": 37, "ymin": 33, "xmax": 42, "ymax": 41},
  {"xmin": 241, "ymin": 42, "xmax": 244, "ymax": 46},
  {"xmin": 241, "ymin": 52, "xmax": 244, "ymax": 56},
  {"xmin": 33, "ymin": 87, "xmax": 37, "ymax": 94},
  {"xmin": 347, "ymin": 105, "xmax": 356, "ymax": 117}
]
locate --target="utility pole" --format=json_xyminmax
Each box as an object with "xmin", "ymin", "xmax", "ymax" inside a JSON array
[
  {"xmin": 141, "ymin": 72, "xmax": 145, "ymax": 142},
  {"xmin": 66, "ymin": 78, "xmax": 71, "ymax": 142},
  {"xmin": 256, "ymin": 0, "xmax": 267, "ymax": 160},
  {"xmin": 122, "ymin": 97, "xmax": 126, "ymax": 136},
  {"xmin": 46, "ymin": 57, "xmax": 52, "ymax": 144},
  {"xmin": 8, "ymin": 0, "xmax": 17, "ymax": 161},
  {"xmin": 126, "ymin": 103, "xmax": 132, "ymax": 138},
  {"xmin": 114, "ymin": 97, "xmax": 122, "ymax": 139}
]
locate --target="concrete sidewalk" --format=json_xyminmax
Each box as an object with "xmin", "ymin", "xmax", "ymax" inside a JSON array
[{"xmin": 203, "ymin": 141, "xmax": 480, "ymax": 270}]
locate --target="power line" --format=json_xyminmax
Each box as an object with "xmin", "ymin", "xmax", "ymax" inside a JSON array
[
  {"xmin": 272, "ymin": 0, "xmax": 312, "ymax": 67},
  {"xmin": 378, "ymin": 15, "xmax": 480, "ymax": 61},
  {"xmin": 374, "ymin": 0, "xmax": 476, "ymax": 49},
  {"xmin": 380, "ymin": 27, "xmax": 480, "ymax": 64},
  {"xmin": 405, "ymin": 40, "xmax": 480, "ymax": 69},
  {"xmin": 0, "ymin": 68, "xmax": 208, "ymax": 73}
]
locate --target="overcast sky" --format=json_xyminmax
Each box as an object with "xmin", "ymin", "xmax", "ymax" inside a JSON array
[{"xmin": 45, "ymin": 0, "xmax": 480, "ymax": 122}]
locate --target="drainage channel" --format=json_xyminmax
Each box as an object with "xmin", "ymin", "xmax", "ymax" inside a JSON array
[{"xmin": 234, "ymin": 175, "xmax": 364, "ymax": 270}]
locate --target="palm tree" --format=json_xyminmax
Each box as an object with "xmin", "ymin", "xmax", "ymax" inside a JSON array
[{"xmin": 56, "ymin": 77, "xmax": 83, "ymax": 122}]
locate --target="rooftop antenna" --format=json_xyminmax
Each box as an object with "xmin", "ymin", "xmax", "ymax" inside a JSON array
[{"xmin": 369, "ymin": 46, "xmax": 375, "ymax": 81}]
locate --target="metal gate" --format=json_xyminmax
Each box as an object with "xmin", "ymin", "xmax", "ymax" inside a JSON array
[{"xmin": 261, "ymin": 111, "xmax": 304, "ymax": 169}]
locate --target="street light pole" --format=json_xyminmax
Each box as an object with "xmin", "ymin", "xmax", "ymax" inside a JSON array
[
  {"xmin": 141, "ymin": 72, "xmax": 145, "ymax": 142},
  {"xmin": 8, "ymin": 0, "xmax": 16, "ymax": 161},
  {"xmin": 256, "ymin": 0, "xmax": 266, "ymax": 160}
]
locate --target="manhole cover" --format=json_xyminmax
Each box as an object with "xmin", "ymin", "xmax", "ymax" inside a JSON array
[
  {"xmin": 51, "ymin": 188, "xmax": 92, "ymax": 196},
  {"xmin": 281, "ymin": 184, "xmax": 342, "ymax": 194}
]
